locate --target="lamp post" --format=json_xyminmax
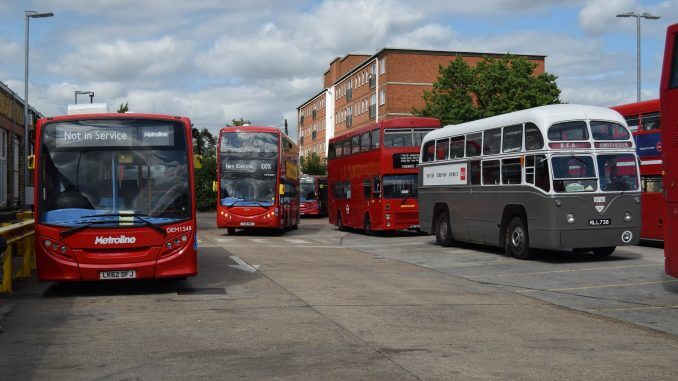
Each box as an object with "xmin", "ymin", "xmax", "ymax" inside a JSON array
[
  {"xmin": 24, "ymin": 10, "xmax": 54, "ymax": 210},
  {"xmin": 616, "ymin": 11, "xmax": 660, "ymax": 102},
  {"xmin": 74, "ymin": 90, "xmax": 94, "ymax": 104}
]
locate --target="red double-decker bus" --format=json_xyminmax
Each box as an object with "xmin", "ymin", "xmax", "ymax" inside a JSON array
[
  {"xmin": 327, "ymin": 117, "xmax": 440, "ymax": 233},
  {"xmin": 611, "ymin": 99, "xmax": 662, "ymax": 241},
  {"xmin": 660, "ymin": 22, "xmax": 678, "ymax": 277},
  {"xmin": 216, "ymin": 126, "xmax": 300, "ymax": 233},
  {"xmin": 300, "ymin": 174, "xmax": 328, "ymax": 216},
  {"xmin": 34, "ymin": 113, "xmax": 198, "ymax": 281}
]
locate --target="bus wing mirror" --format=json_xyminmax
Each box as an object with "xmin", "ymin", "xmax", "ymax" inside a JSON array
[
  {"xmin": 212, "ymin": 181, "xmax": 217, "ymax": 192},
  {"xmin": 193, "ymin": 154, "xmax": 203, "ymax": 169},
  {"xmin": 279, "ymin": 184, "xmax": 285, "ymax": 195},
  {"xmin": 27, "ymin": 155, "xmax": 35, "ymax": 170},
  {"xmin": 192, "ymin": 128, "xmax": 200, "ymax": 139}
]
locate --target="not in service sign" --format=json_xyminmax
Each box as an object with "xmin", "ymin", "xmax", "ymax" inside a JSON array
[{"xmin": 423, "ymin": 163, "xmax": 467, "ymax": 186}]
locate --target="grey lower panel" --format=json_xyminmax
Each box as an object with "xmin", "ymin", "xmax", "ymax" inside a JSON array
[{"xmin": 533, "ymin": 226, "xmax": 640, "ymax": 250}]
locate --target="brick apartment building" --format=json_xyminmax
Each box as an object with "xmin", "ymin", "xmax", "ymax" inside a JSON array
[
  {"xmin": 0, "ymin": 81, "xmax": 43, "ymax": 220},
  {"xmin": 297, "ymin": 48, "xmax": 545, "ymax": 159}
]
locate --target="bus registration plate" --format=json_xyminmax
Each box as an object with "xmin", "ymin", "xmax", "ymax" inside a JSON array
[
  {"xmin": 240, "ymin": 222, "xmax": 255, "ymax": 226},
  {"xmin": 588, "ymin": 219, "xmax": 611, "ymax": 226},
  {"xmin": 100, "ymin": 270, "xmax": 136, "ymax": 280}
]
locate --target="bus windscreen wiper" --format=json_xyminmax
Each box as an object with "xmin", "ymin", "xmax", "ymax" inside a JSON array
[
  {"xmin": 79, "ymin": 213, "xmax": 167, "ymax": 235},
  {"xmin": 60, "ymin": 220, "xmax": 119, "ymax": 238}
]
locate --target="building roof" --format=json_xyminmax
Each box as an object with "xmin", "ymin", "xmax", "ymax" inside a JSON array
[{"xmin": 0, "ymin": 80, "xmax": 44, "ymax": 118}]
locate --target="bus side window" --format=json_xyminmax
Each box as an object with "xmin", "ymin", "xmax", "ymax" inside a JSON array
[
  {"xmin": 328, "ymin": 142, "xmax": 336, "ymax": 159},
  {"xmin": 525, "ymin": 123, "xmax": 544, "ymax": 150},
  {"xmin": 373, "ymin": 176, "xmax": 381, "ymax": 198},
  {"xmin": 466, "ymin": 133, "xmax": 482, "ymax": 157},
  {"xmin": 436, "ymin": 138, "xmax": 449, "ymax": 161},
  {"xmin": 450, "ymin": 136, "xmax": 465, "ymax": 158},
  {"xmin": 502, "ymin": 125, "xmax": 522, "ymax": 153},
  {"xmin": 422, "ymin": 140, "xmax": 435, "ymax": 162},
  {"xmin": 501, "ymin": 158, "xmax": 521, "ymax": 184},
  {"xmin": 482, "ymin": 160, "xmax": 500, "ymax": 185},
  {"xmin": 363, "ymin": 179, "xmax": 371, "ymax": 198},
  {"xmin": 470, "ymin": 160, "xmax": 481, "ymax": 185},
  {"xmin": 333, "ymin": 182, "xmax": 343, "ymax": 198},
  {"xmin": 352, "ymin": 135, "xmax": 360, "ymax": 154},
  {"xmin": 483, "ymin": 128, "xmax": 501, "ymax": 155},
  {"xmin": 371, "ymin": 129, "xmax": 380, "ymax": 149},
  {"xmin": 345, "ymin": 182, "xmax": 352, "ymax": 199},
  {"xmin": 535, "ymin": 155, "xmax": 550, "ymax": 192},
  {"xmin": 360, "ymin": 132, "xmax": 370, "ymax": 152}
]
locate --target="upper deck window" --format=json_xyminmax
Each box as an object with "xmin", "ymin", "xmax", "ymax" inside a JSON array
[
  {"xmin": 414, "ymin": 129, "xmax": 435, "ymax": 146},
  {"xmin": 502, "ymin": 125, "xmax": 522, "ymax": 153},
  {"xmin": 384, "ymin": 129, "xmax": 413, "ymax": 147},
  {"xmin": 590, "ymin": 121, "xmax": 629, "ymax": 140},
  {"xmin": 548, "ymin": 121, "xmax": 588, "ymax": 141},
  {"xmin": 450, "ymin": 136, "xmax": 465, "ymax": 158},
  {"xmin": 483, "ymin": 128, "xmax": 502, "ymax": 155},
  {"xmin": 670, "ymin": 36, "xmax": 678, "ymax": 88},
  {"xmin": 641, "ymin": 112, "xmax": 660, "ymax": 131},
  {"xmin": 422, "ymin": 140, "xmax": 435, "ymax": 162},
  {"xmin": 466, "ymin": 133, "xmax": 482, "ymax": 157},
  {"xmin": 525, "ymin": 123, "xmax": 544, "ymax": 150},
  {"xmin": 436, "ymin": 138, "xmax": 449, "ymax": 161}
]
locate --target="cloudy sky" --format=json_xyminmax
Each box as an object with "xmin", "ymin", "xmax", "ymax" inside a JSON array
[{"xmin": 0, "ymin": 0, "xmax": 675, "ymax": 138}]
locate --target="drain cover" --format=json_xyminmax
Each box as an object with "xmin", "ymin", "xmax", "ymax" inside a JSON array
[{"xmin": 177, "ymin": 287, "xmax": 227, "ymax": 295}]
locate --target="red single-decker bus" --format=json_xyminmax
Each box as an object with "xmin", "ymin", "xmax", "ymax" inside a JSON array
[
  {"xmin": 611, "ymin": 99, "xmax": 663, "ymax": 241},
  {"xmin": 34, "ymin": 113, "xmax": 198, "ymax": 281},
  {"xmin": 216, "ymin": 126, "xmax": 300, "ymax": 233},
  {"xmin": 327, "ymin": 117, "xmax": 440, "ymax": 233},
  {"xmin": 300, "ymin": 174, "xmax": 328, "ymax": 217},
  {"xmin": 660, "ymin": 22, "xmax": 678, "ymax": 277}
]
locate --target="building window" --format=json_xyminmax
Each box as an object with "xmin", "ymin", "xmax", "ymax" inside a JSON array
[
  {"xmin": 379, "ymin": 57, "xmax": 385, "ymax": 74},
  {"xmin": 379, "ymin": 89, "xmax": 386, "ymax": 105}
]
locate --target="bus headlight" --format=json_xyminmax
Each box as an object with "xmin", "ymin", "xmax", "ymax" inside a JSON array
[
  {"xmin": 555, "ymin": 199, "xmax": 562, "ymax": 207},
  {"xmin": 566, "ymin": 213, "xmax": 575, "ymax": 224},
  {"xmin": 624, "ymin": 211, "xmax": 632, "ymax": 222},
  {"xmin": 385, "ymin": 213, "xmax": 391, "ymax": 220},
  {"xmin": 634, "ymin": 196, "xmax": 640, "ymax": 204}
]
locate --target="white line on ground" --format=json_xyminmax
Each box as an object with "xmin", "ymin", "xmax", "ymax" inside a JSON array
[{"xmin": 282, "ymin": 238, "xmax": 310, "ymax": 244}]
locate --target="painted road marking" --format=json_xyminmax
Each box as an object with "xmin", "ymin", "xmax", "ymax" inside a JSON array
[
  {"xmin": 519, "ymin": 279, "xmax": 678, "ymax": 293},
  {"xmin": 282, "ymin": 238, "xmax": 310, "ymax": 244},
  {"xmin": 249, "ymin": 238, "xmax": 269, "ymax": 244},
  {"xmin": 588, "ymin": 304, "xmax": 678, "ymax": 312},
  {"xmin": 215, "ymin": 238, "xmax": 233, "ymax": 243},
  {"xmin": 229, "ymin": 256, "xmax": 259, "ymax": 273},
  {"xmin": 467, "ymin": 263, "xmax": 662, "ymax": 278}
]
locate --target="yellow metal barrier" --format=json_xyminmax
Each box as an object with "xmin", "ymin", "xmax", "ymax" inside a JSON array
[{"xmin": 0, "ymin": 219, "xmax": 35, "ymax": 293}]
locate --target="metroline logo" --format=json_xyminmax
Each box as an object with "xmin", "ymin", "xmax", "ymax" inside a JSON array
[{"xmin": 94, "ymin": 235, "xmax": 137, "ymax": 245}]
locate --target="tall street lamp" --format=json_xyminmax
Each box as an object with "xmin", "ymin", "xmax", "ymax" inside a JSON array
[
  {"xmin": 616, "ymin": 11, "xmax": 660, "ymax": 102},
  {"xmin": 24, "ymin": 10, "xmax": 54, "ymax": 210}
]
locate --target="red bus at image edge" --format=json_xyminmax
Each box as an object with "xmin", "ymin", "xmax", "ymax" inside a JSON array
[
  {"xmin": 611, "ymin": 99, "xmax": 662, "ymax": 241},
  {"xmin": 660, "ymin": 22, "xmax": 678, "ymax": 277},
  {"xmin": 33, "ymin": 113, "xmax": 198, "ymax": 281}
]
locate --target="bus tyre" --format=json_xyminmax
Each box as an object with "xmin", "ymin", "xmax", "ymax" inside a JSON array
[
  {"xmin": 436, "ymin": 212, "xmax": 453, "ymax": 247},
  {"xmin": 592, "ymin": 246, "xmax": 616, "ymax": 257},
  {"xmin": 364, "ymin": 215, "xmax": 374, "ymax": 236},
  {"xmin": 505, "ymin": 216, "xmax": 532, "ymax": 260},
  {"xmin": 227, "ymin": 228, "xmax": 236, "ymax": 235}
]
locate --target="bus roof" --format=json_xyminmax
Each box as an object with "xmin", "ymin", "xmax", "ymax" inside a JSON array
[
  {"xmin": 423, "ymin": 104, "xmax": 626, "ymax": 143},
  {"xmin": 610, "ymin": 99, "xmax": 659, "ymax": 115},
  {"xmin": 38, "ymin": 113, "xmax": 191, "ymax": 125},
  {"xmin": 329, "ymin": 117, "xmax": 439, "ymax": 143}
]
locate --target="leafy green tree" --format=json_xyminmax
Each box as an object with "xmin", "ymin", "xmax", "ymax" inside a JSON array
[
  {"xmin": 117, "ymin": 102, "xmax": 129, "ymax": 113},
  {"xmin": 229, "ymin": 118, "xmax": 251, "ymax": 126},
  {"xmin": 414, "ymin": 55, "xmax": 561, "ymax": 125},
  {"xmin": 300, "ymin": 153, "xmax": 327, "ymax": 175},
  {"xmin": 193, "ymin": 128, "xmax": 218, "ymax": 210}
]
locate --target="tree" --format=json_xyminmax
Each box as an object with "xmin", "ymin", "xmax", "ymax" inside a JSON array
[
  {"xmin": 117, "ymin": 102, "xmax": 129, "ymax": 113},
  {"xmin": 300, "ymin": 153, "xmax": 327, "ymax": 175},
  {"xmin": 192, "ymin": 128, "xmax": 218, "ymax": 210},
  {"xmin": 229, "ymin": 118, "xmax": 250, "ymax": 126},
  {"xmin": 414, "ymin": 55, "xmax": 561, "ymax": 125}
]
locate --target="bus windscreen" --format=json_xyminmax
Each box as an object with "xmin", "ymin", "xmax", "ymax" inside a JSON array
[
  {"xmin": 219, "ymin": 132, "xmax": 278, "ymax": 206},
  {"xmin": 40, "ymin": 120, "xmax": 191, "ymax": 226}
]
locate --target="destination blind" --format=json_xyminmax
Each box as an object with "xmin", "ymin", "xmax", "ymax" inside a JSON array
[{"xmin": 53, "ymin": 124, "xmax": 174, "ymax": 148}]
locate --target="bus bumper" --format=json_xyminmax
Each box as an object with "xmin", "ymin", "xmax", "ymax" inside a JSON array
[
  {"xmin": 36, "ymin": 245, "xmax": 197, "ymax": 282},
  {"xmin": 533, "ymin": 226, "xmax": 641, "ymax": 250}
]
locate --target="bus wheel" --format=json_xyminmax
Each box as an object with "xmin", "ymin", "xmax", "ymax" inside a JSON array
[
  {"xmin": 505, "ymin": 216, "xmax": 532, "ymax": 259},
  {"xmin": 435, "ymin": 212, "xmax": 453, "ymax": 247},
  {"xmin": 592, "ymin": 246, "xmax": 616, "ymax": 257},
  {"xmin": 364, "ymin": 215, "xmax": 374, "ymax": 236},
  {"xmin": 227, "ymin": 228, "xmax": 236, "ymax": 235}
]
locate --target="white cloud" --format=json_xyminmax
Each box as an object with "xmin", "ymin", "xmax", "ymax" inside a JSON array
[
  {"xmin": 578, "ymin": 0, "xmax": 635, "ymax": 36},
  {"xmin": 50, "ymin": 37, "xmax": 192, "ymax": 82}
]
